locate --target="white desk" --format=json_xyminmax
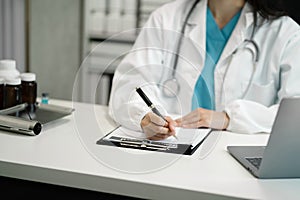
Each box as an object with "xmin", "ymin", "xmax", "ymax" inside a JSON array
[{"xmin": 0, "ymin": 99, "xmax": 299, "ymax": 200}]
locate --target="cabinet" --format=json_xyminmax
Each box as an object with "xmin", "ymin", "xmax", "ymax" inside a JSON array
[{"xmin": 80, "ymin": 0, "xmax": 172, "ymax": 105}]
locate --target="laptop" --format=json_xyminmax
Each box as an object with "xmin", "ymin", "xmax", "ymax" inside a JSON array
[{"xmin": 227, "ymin": 97, "xmax": 300, "ymax": 179}]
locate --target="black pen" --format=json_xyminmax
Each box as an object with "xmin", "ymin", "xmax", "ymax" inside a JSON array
[{"xmin": 135, "ymin": 87, "xmax": 178, "ymax": 140}]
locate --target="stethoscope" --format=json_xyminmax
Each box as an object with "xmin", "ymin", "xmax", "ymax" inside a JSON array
[{"xmin": 162, "ymin": 0, "xmax": 260, "ymax": 99}]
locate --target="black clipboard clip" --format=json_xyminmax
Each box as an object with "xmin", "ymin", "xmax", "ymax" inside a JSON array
[
  {"xmin": 96, "ymin": 126, "xmax": 207, "ymax": 155},
  {"xmin": 109, "ymin": 136, "xmax": 178, "ymax": 151}
]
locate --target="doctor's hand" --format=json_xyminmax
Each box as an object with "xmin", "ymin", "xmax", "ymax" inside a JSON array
[
  {"xmin": 140, "ymin": 112, "xmax": 177, "ymax": 140},
  {"xmin": 175, "ymin": 108, "xmax": 230, "ymax": 130}
]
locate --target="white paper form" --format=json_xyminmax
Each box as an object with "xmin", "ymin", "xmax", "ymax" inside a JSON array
[{"xmin": 104, "ymin": 126, "xmax": 211, "ymax": 149}]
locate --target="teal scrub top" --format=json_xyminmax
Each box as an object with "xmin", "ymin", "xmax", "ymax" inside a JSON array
[{"xmin": 192, "ymin": 8, "xmax": 241, "ymax": 110}]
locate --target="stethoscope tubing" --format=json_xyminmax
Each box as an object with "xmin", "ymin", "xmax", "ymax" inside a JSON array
[{"xmin": 171, "ymin": 0, "xmax": 201, "ymax": 77}]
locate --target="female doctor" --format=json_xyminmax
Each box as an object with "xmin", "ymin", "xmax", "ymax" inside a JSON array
[{"xmin": 108, "ymin": 0, "xmax": 300, "ymax": 140}]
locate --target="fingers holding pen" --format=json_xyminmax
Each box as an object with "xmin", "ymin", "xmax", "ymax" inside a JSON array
[
  {"xmin": 141, "ymin": 112, "xmax": 170, "ymax": 140},
  {"xmin": 149, "ymin": 112, "xmax": 168, "ymax": 127},
  {"xmin": 141, "ymin": 113, "xmax": 177, "ymax": 140},
  {"xmin": 136, "ymin": 87, "xmax": 177, "ymax": 140}
]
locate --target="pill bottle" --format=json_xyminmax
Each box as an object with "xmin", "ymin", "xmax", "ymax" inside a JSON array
[
  {"xmin": 0, "ymin": 78, "xmax": 4, "ymax": 109},
  {"xmin": 20, "ymin": 73, "xmax": 37, "ymax": 111},
  {"xmin": 0, "ymin": 59, "xmax": 20, "ymax": 80},
  {"xmin": 4, "ymin": 77, "xmax": 21, "ymax": 109}
]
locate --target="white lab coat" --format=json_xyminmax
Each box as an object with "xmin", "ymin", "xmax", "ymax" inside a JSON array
[{"xmin": 108, "ymin": 0, "xmax": 300, "ymax": 134}]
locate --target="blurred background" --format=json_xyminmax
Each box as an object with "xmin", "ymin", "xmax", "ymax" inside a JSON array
[{"xmin": 0, "ymin": 0, "xmax": 298, "ymax": 106}]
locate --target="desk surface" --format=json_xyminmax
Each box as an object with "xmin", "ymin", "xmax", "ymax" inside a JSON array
[{"xmin": 0, "ymin": 99, "xmax": 299, "ymax": 200}]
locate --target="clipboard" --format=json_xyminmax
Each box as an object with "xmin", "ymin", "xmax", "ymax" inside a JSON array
[{"xmin": 96, "ymin": 126, "xmax": 212, "ymax": 155}]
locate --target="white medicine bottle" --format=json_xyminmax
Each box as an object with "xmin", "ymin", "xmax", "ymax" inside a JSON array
[{"xmin": 0, "ymin": 59, "xmax": 20, "ymax": 81}]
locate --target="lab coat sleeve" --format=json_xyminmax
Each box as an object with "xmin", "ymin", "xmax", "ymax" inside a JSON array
[
  {"xmin": 108, "ymin": 10, "xmax": 167, "ymax": 132},
  {"xmin": 225, "ymin": 29, "xmax": 300, "ymax": 134},
  {"xmin": 225, "ymin": 100, "xmax": 278, "ymax": 134}
]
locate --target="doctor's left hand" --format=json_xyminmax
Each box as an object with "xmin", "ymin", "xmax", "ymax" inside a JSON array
[
  {"xmin": 175, "ymin": 108, "xmax": 230, "ymax": 130},
  {"xmin": 140, "ymin": 112, "xmax": 177, "ymax": 140}
]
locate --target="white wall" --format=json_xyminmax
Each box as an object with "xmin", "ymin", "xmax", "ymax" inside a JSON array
[{"xmin": 29, "ymin": 0, "xmax": 82, "ymax": 100}]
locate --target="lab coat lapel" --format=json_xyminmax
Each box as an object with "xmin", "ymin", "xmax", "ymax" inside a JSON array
[
  {"xmin": 214, "ymin": 3, "xmax": 254, "ymax": 110},
  {"xmin": 218, "ymin": 3, "xmax": 254, "ymax": 65},
  {"xmin": 185, "ymin": 0, "xmax": 207, "ymax": 71}
]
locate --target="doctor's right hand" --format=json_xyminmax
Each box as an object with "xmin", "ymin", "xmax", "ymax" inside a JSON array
[{"xmin": 140, "ymin": 112, "xmax": 176, "ymax": 140}]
